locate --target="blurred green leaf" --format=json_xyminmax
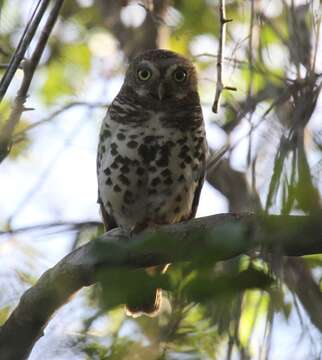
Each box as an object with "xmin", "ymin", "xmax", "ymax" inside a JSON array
[
  {"xmin": 41, "ymin": 42, "xmax": 91, "ymax": 103},
  {"xmin": 183, "ymin": 267, "xmax": 272, "ymax": 303},
  {"xmin": 98, "ymin": 268, "xmax": 171, "ymax": 311}
]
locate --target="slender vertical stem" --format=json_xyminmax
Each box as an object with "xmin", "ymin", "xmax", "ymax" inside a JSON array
[{"xmin": 212, "ymin": 0, "xmax": 236, "ymax": 113}]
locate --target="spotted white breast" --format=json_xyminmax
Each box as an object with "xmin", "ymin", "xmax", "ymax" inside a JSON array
[{"xmin": 97, "ymin": 109, "xmax": 206, "ymax": 231}]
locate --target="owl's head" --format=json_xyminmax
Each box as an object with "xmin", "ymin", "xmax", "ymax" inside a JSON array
[{"xmin": 123, "ymin": 49, "xmax": 199, "ymax": 105}]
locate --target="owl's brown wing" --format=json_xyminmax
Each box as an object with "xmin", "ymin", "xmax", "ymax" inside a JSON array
[
  {"xmin": 97, "ymin": 109, "xmax": 118, "ymax": 231},
  {"xmin": 186, "ymin": 170, "xmax": 205, "ymax": 221},
  {"xmin": 186, "ymin": 139, "xmax": 208, "ymax": 221},
  {"xmin": 98, "ymin": 196, "xmax": 118, "ymax": 230}
]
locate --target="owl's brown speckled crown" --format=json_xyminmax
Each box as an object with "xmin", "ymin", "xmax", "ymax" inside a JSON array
[{"xmin": 133, "ymin": 49, "xmax": 189, "ymax": 62}]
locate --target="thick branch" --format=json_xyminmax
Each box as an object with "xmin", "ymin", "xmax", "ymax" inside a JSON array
[{"xmin": 1, "ymin": 213, "xmax": 322, "ymax": 359}]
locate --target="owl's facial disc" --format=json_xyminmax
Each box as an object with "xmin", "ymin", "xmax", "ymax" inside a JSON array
[{"xmin": 132, "ymin": 60, "xmax": 192, "ymax": 102}]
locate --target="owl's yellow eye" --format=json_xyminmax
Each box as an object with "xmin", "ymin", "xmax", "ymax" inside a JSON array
[
  {"xmin": 137, "ymin": 68, "xmax": 152, "ymax": 81},
  {"xmin": 173, "ymin": 69, "xmax": 187, "ymax": 82}
]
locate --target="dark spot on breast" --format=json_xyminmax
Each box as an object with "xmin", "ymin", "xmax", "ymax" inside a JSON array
[
  {"xmin": 175, "ymin": 194, "xmax": 182, "ymax": 202},
  {"xmin": 127, "ymin": 140, "xmax": 138, "ymax": 149},
  {"xmin": 123, "ymin": 156, "xmax": 132, "ymax": 165},
  {"xmin": 117, "ymin": 133, "xmax": 126, "ymax": 141},
  {"xmin": 115, "ymin": 155, "xmax": 124, "ymax": 163},
  {"xmin": 144, "ymin": 135, "xmax": 155, "ymax": 144},
  {"xmin": 111, "ymin": 143, "xmax": 118, "ymax": 150},
  {"xmin": 149, "ymin": 166, "xmax": 157, "ymax": 172},
  {"xmin": 180, "ymin": 162, "xmax": 186, "ymax": 169},
  {"xmin": 107, "ymin": 200, "xmax": 112, "ymax": 207},
  {"xmin": 119, "ymin": 174, "xmax": 130, "ymax": 185},
  {"xmin": 111, "ymin": 148, "xmax": 118, "ymax": 156},
  {"xmin": 151, "ymin": 177, "xmax": 161, "ymax": 186},
  {"xmin": 164, "ymin": 177, "xmax": 173, "ymax": 185},
  {"xmin": 156, "ymin": 157, "xmax": 168, "ymax": 167},
  {"xmin": 156, "ymin": 144, "xmax": 170, "ymax": 167},
  {"xmin": 114, "ymin": 184, "xmax": 121, "ymax": 192},
  {"xmin": 105, "ymin": 177, "xmax": 112, "ymax": 185},
  {"xmin": 100, "ymin": 129, "xmax": 111, "ymax": 141},
  {"xmin": 111, "ymin": 161, "xmax": 119, "ymax": 169},
  {"xmin": 103, "ymin": 129, "xmax": 111, "ymax": 136},
  {"xmin": 130, "ymin": 134, "xmax": 138, "ymax": 139},
  {"xmin": 174, "ymin": 207, "xmax": 181, "ymax": 214},
  {"xmin": 120, "ymin": 165, "xmax": 130, "ymax": 174},
  {"xmin": 178, "ymin": 174, "xmax": 185, "ymax": 182},
  {"xmin": 137, "ymin": 167, "xmax": 145, "ymax": 175},
  {"xmin": 185, "ymin": 156, "xmax": 192, "ymax": 164},
  {"xmin": 100, "ymin": 145, "xmax": 106, "ymax": 153},
  {"xmin": 137, "ymin": 179, "xmax": 143, "ymax": 187},
  {"xmin": 161, "ymin": 168, "xmax": 171, "ymax": 177},
  {"xmin": 104, "ymin": 168, "xmax": 111, "ymax": 176},
  {"xmin": 149, "ymin": 188, "xmax": 157, "ymax": 195},
  {"xmin": 138, "ymin": 144, "xmax": 157, "ymax": 163},
  {"xmin": 132, "ymin": 159, "xmax": 140, "ymax": 166}
]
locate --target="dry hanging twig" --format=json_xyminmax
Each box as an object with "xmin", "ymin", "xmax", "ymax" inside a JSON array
[{"xmin": 212, "ymin": 0, "xmax": 237, "ymax": 113}]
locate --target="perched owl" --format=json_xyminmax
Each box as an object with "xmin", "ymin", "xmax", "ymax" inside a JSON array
[{"xmin": 97, "ymin": 49, "xmax": 207, "ymax": 317}]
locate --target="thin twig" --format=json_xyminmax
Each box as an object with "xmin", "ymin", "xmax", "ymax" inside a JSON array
[
  {"xmin": 212, "ymin": 0, "xmax": 236, "ymax": 113},
  {"xmin": 0, "ymin": 0, "xmax": 65, "ymax": 165},
  {"xmin": 0, "ymin": 220, "xmax": 101, "ymax": 237},
  {"xmin": 12, "ymin": 101, "xmax": 107, "ymax": 144}
]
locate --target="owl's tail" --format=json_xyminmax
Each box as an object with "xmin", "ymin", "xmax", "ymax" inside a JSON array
[
  {"xmin": 125, "ymin": 288, "xmax": 163, "ymax": 318},
  {"xmin": 125, "ymin": 265, "xmax": 168, "ymax": 318}
]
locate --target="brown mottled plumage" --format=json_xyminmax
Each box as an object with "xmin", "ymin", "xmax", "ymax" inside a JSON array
[{"xmin": 97, "ymin": 49, "xmax": 207, "ymax": 317}]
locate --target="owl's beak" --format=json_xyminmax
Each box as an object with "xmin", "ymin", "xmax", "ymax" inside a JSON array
[{"xmin": 157, "ymin": 83, "xmax": 166, "ymax": 100}]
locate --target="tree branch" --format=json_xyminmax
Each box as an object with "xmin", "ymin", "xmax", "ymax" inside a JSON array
[
  {"xmin": 1, "ymin": 213, "xmax": 322, "ymax": 359},
  {"xmin": 0, "ymin": 0, "xmax": 51, "ymax": 102},
  {"xmin": 0, "ymin": 0, "xmax": 65, "ymax": 164}
]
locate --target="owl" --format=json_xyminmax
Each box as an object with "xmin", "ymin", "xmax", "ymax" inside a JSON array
[{"xmin": 97, "ymin": 49, "xmax": 207, "ymax": 317}]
